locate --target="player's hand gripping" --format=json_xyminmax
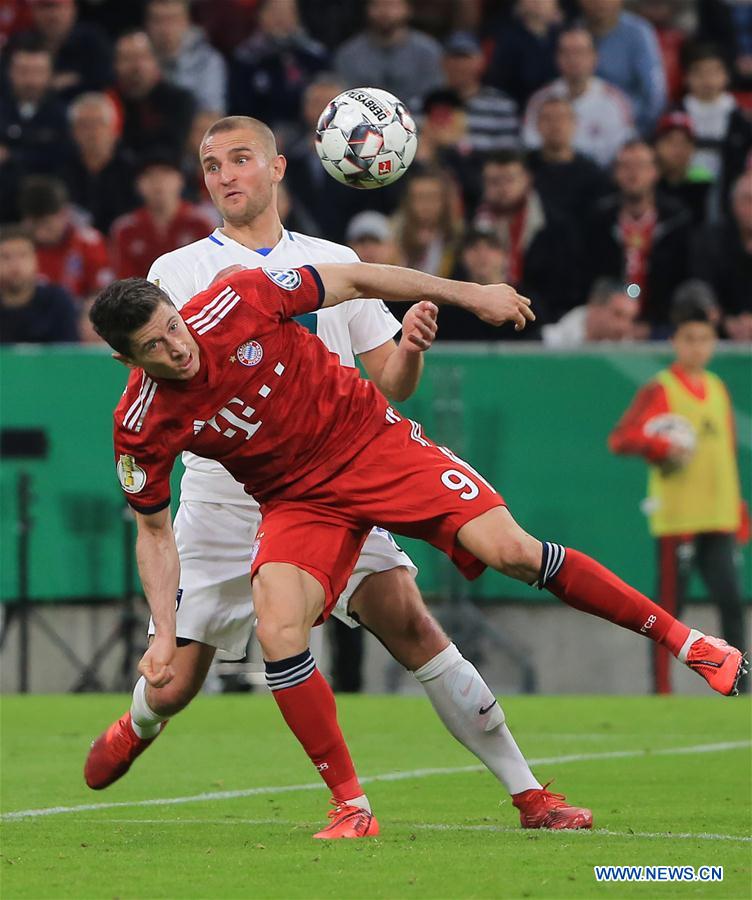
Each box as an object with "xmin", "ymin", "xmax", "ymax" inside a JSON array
[
  {"xmin": 464, "ymin": 283, "xmax": 535, "ymax": 331},
  {"xmin": 400, "ymin": 300, "xmax": 438, "ymax": 352},
  {"xmin": 138, "ymin": 635, "xmax": 176, "ymax": 688}
]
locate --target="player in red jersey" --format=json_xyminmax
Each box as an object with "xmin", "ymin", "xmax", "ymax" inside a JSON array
[{"xmin": 91, "ymin": 262, "xmax": 745, "ymax": 838}]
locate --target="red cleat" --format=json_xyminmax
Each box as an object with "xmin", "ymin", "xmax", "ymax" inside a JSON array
[
  {"xmin": 84, "ymin": 711, "xmax": 166, "ymax": 790},
  {"xmin": 685, "ymin": 635, "xmax": 747, "ymax": 696},
  {"xmin": 512, "ymin": 783, "xmax": 593, "ymax": 830},
  {"xmin": 312, "ymin": 801, "xmax": 380, "ymax": 839}
]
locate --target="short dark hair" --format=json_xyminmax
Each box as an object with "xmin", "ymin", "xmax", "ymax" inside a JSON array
[
  {"xmin": 483, "ymin": 149, "xmax": 529, "ymax": 171},
  {"xmin": 671, "ymin": 279, "xmax": 718, "ymax": 329},
  {"xmin": 19, "ymin": 176, "xmax": 68, "ymax": 219},
  {"xmin": 9, "ymin": 34, "xmax": 51, "ymax": 60},
  {"xmin": 683, "ymin": 42, "xmax": 728, "ymax": 72},
  {"xmin": 90, "ymin": 278, "xmax": 173, "ymax": 356},
  {"xmin": 461, "ymin": 227, "xmax": 505, "ymax": 252},
  {"xmin": 588, "ymin": 278, "xmax": 628, "ymax": 307},
  {"xmin": 0, "ymin": 224, "xmax": 35, "ymax": 248}
]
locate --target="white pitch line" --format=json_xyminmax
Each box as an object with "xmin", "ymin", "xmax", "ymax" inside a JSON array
[
  {"xmin": 2, "ymin": 740, "xmax": 749, "ymax": 822},
  {"xmin": 76, "ymin": 818, "xmax": 752, "ymax": 844}
]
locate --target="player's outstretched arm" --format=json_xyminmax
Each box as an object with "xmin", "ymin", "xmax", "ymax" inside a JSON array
[
  {"xmin": 315, "ymin": 262, "xmax": 535, "ymax": 331},
  {"xmin": 134, "ymin": 507, "xmax": 180, "ymax": 688}
]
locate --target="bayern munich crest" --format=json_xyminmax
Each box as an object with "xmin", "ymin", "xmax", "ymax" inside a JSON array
[{"xmin": 236, "ymin": 339, "xmax": 264, "ymax": 366}]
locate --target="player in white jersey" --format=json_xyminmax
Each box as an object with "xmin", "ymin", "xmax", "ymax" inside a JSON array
[{"xmin": 85, "ymin": 115, "xmax": 591, "ymax": 831}]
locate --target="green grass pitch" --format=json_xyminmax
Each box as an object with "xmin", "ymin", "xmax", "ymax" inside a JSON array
[{"xmin": 1, "ymin": 694, "xmax": 750, "ymax": 899}]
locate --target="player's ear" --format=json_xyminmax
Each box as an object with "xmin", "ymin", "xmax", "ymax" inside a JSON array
[
  {"xmin": 112, "ymin": 352, "xmax": 137, "ymax": 370},
  {"xmin": 271, "ymin": 154, "xmax": 287, "ymax": 183}
]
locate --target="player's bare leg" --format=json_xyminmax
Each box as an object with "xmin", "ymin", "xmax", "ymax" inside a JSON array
[
  {"xmin": 457, "ymin": 507, "xmax": 747, "ymax": 697},
  {"xmin": 253, "ymin": 562, "xmax": 378, "ymax": 838},
  {"xmin": 348, "ymin": 566, "xmax": 592, "ymax": 829},
  {"xmin": 84, "ymin": 641, "xmax": 215, "ymax": 789}
]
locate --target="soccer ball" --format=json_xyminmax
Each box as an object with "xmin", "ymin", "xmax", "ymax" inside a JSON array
[
  {"xmin": 644, "ymin": 413, "xmax": 697, "ymax": 453},
  {"xmin": 315, "ymin": 87, "xmax": 418, "ymax": 189}
]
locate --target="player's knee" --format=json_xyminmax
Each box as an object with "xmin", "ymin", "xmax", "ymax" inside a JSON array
[{"xmin": 255, "ymin": 616, "xmax": 309, "ymax": 659}]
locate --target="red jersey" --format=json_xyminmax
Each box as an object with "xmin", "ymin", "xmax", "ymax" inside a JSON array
[
  {"xmin": 36, "ymin": 222, "xmax": 113, "ymax": 300},
  {"xmin": 113, "ymin": 266, "xmax": 389, "ymax": 514},
  {"xmin": 110, "ymin": 202, "xmax": 215, "ymax": 279}
]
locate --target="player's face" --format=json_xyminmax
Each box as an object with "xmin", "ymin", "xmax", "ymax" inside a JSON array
[
  {"xmin": 122, "ymin": 302, "xmax": 200, "ymax": 381},
  {"xmin": 672, "ymin": 322, "xmax": 716, "ymax": 372},
  {"xmin": 201, "ymin": 128, "xmax": 284, "ymax": 226}
]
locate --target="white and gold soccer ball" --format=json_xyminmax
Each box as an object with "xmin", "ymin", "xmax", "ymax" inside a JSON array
[
  {"xmin": 644, "ymin": 413, "xmax": 697, "ymax": 454},
  {"xmin": 315, "ymin": 87, "xmax": 418, "ymax": 189}
]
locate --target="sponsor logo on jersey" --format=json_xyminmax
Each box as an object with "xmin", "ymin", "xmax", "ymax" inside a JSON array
[
  {"xmin": 236, "ymin": 339, "xmax": 264, "ymax": 367},
  {"xmin": 117, "ymin": 454, "xmax": 147, "ymax": 493},
  {"xmin": 262, "ymin": 268, "xmax": 302, "ymax": 291}
]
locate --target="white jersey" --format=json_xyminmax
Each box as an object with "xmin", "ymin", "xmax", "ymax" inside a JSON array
[{"xmin": 147, "ymin": 227, "xmax": 401, "ymax": 506}]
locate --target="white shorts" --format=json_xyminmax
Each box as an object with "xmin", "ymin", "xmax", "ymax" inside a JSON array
[{"xmin": 148, "ymin": 500, "xmax": 418, "ymax": 658}]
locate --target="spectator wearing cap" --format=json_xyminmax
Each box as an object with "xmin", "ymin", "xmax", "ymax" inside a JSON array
[
  {"xmin": 346, "ymin": 211, "xmax": 399, "ymax": 265},
  {"xmin": 541, "ymin": 277, "xmax": 637, "ymax": 348},
  {"xmin": 0, "ymin": 225, "xmax": 79, "ymax": 343},
  {"xmin": 230, "ymin": 0, "xmax": 328, "ymax": 139},
  {"xmin": 19, "ymin": 175, "xmax": 112, "ymax": 302},
  {"xmin": 392, "ymin": 164, "xmax": 463, "ymax": 278},
  {"xmin": 110, "ymin": 152, "xmax": 215, "ymax": 278},
  {"xmin": 335, "ymin": 0, "xmax": 443, "ymax": 107},
  {"xmin": 439, "ymin": 228, "xmax": 513, "ymax": 340},
  {"xmin": 61, "ymin": 92, "xmax": 139, "ymax": 234},
  {"xmin": 523, "ymin": 26, "xmax": 635, "ymax": 167},
  {"xmin": 654, "ymin": 111, "xmax": 712, "ymax": 226},
  {"xmin": 585, "ymin": 140, "xmax": 692, "ymax": 336},
  {"xmin": 0, "ymin": 36, "xmax": 70, "ymax": 185},
  {"xmin": 691, "ymin": 170, "xmax": 752, "ymax": 342},
  {"xmin": 414, "ymin": 88, "xmax": 484, "ymax": 211},
  {"xmin": 472, "ymin": 149, "xmax": 580, "ymax": 326},
  {"xmin": 486, "ymin": 0, "xmax": 563, "ymax": 108},
  {"xmin": 145, "ymin": 0, "xmax": 227, "ymax": 114},
  {"xmin": 579, "ymin": 0, "xmax": 667, "ymax": 137},
  {"xmin": 112, "ymin": 30, "xmax": 196, "ymax": 159},
  {"xmin": 680, "ymin": 44, "xmax": 752, "ymax": 216},
  {"xmin": 527, "ymin": 96, "xmax": 610, "ymax": 223},
  {"xmin": 438, "ymin": 31, "xmax": 519, "ymax": 153},
  {"xmin": 5, "ymin": 0, "xmax": 113, "ymax": 103}
]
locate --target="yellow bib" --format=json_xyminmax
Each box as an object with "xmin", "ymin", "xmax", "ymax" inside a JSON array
[{"xmin": 647, "ymin": 369, "xmax": 741, "ymax": 536}]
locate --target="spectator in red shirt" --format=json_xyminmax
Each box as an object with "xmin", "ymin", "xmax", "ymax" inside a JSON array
[
  {"xmin": 110, "ymin": 151, "xmax": 215, "ymax": 278},
  {"xmin": 18, "ymin": 174, "xmax": 113, "ymax": 302}
]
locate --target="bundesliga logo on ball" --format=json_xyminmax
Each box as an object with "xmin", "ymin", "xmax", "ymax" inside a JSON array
[{"xmin": 315, "ymin": 87, "xmax": 418, "ymax": 189}]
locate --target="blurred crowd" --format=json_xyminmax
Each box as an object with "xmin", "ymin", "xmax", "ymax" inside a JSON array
[{"xmin": 1, "ymin": 0, "xmax": 751, "ymax": 346}]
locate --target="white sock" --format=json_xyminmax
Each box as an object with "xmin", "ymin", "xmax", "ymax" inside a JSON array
[
  {"xmin": 413, "ymin": 643, "xmax": 541, "ymax": 796},
  {"xmin": 130, "ymin": 676, "xmax": 167, "ymax": 739},
  {"xmin": 677, "ymin": 628, "xmax": 704, "ymax": 663},
  {"xmin": 344, "ymin": 793, "xmax": 371, "ymax": 813}
]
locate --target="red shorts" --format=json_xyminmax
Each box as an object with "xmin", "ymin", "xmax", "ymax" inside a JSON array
[{"xmin": 250, "ymin": 415, "xmax": 506, "ymax": 620}]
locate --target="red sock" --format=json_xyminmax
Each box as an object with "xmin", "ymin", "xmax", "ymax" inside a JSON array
[
  {"xmin": 546, "ymin": 547, "xmax": 690, "ymax": 655},
  {"xmin": 265, "ymin": 650, "xmax": 362, "ymax": 801}
]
